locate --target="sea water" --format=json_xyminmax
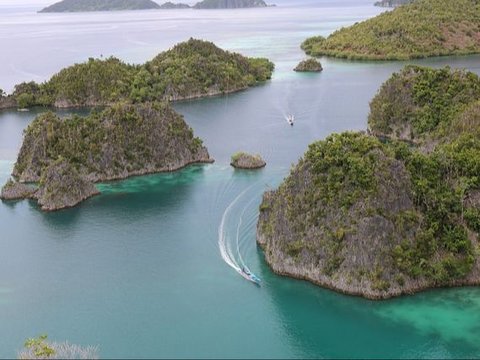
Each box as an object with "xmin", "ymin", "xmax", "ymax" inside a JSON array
[{"xmin": 1, "ymin": 1, "xmax": 480, "ymax": 358}]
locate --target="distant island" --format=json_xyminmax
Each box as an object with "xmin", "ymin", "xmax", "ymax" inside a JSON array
[
  {"xmin": 301, "ymin": 0, "xmax": 480, "ymax": 60},
  {"xmin": 159, "ymin": 1, "xmax": 190, "ymax": 8},
  {"xmin": 0, "ymin": 39, "xmax": 274, "ymax": 110},
  {"xmin": 39, "ymin": 0, "xmax": 275, "ymax": 12},
  {"xmin": 193, "ymin": 0, "xmax": 270, "ymax": 9},
  {"xmin": 374, "ymin": 0, "xmax": 410, "ymax": 7},
  {"xmin": 257, "ymin": 65, "xmax": 480, "ymax": 299},
  {"xmin": 39, "ymin": 0, "xmax": 161, "ymax": 13}
]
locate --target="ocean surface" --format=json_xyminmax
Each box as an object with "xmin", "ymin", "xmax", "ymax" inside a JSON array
[{"xmin": 1, "ymin": 1, "xmax": 480, "ymax": 358}]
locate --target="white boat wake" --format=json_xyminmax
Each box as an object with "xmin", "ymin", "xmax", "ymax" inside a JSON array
[{"xmin": 218, "ymin": 185, "xmax": 261, "ymax": 284}]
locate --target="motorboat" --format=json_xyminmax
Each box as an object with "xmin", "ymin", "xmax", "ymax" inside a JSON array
[
  {"xmin": 287, "ymin": 114, "xmax": 294, "ymax": 126},
  {"xmin": 238, "ymin": 267, "xmax": 261, "ymax": 285}
]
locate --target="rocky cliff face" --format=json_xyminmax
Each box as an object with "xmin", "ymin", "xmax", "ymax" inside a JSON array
[
  {"xmin": 35, "ymin": 159, "xmax": 100, "ymax": 211},
  {"xmin": 4, "ymin": 102, "xmax": 212, "ymax": 211},
  {"xmin": 0, "ymin": 180, "xmax": 36, "ymax": 200},
  {"xmin": 257, "ymin": 132, "xmax": 429, "ymax": 299},
  {"xmin": 0, "ymin": 96, "xmax": 17, "ymax": 110}
]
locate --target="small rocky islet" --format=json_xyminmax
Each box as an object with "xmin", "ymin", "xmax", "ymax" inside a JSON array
[
  {"xmin": 257, "ymin": 65, "xmax": 480, "ymax": 299},
  {"xmin": 294, "ymin": 59, "xmax": 323, "ymax": 73},
  {"xmin": 230, "ymin": 152, "xmax": 266, "ymax": 169}
]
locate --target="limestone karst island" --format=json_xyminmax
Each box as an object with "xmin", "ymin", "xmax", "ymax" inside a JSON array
[{"xmin": 1, "ymin": 0, "xmax": 480, "ymax": 358}]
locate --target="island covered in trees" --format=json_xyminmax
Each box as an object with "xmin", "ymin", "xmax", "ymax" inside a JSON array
[
  {"xmin": 374, "ymin": 0, "xmax": 410, "ymax": 7},
  {"xmin": 39, "ymin": 0, "xmax": 274, "ymax": 12},
  {"xmin": 39, "ymin": 0, "xmax": 162, "ymax": 12},
  {"xmin": 193, "ymin": 0, "xmax": 270, "ymax": 9},
  {"xmin": 301, "ymin": 0, "xmax": 480, "ymax": 60},
  {"xmin": 0, "ymin": 39, "xmax": 274, "ymax": 110},
  {"xmin": 257, "ymin": 65, "xmax": 480, "ymax": 299},
  {"xmin": 2, "ymin": 103, "xmax": 212, "ymax": 210},
  {"xmin": 0, "ymin": 39, "xmax": 274, "ymax": 211}
]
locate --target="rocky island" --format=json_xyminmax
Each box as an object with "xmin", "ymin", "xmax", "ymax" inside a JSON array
[
  {"xmin": 159, "ymin": 2, "xmax": 191, "ymax": 8},
  {"xmin": 193, "ymin": 0, "xmax": 271, "ymax": 9},
  {"xmin": 294, "ymin": 59, "xmax": 323, "ymax": 72},
  {"xmin": 257, "ymin": 65, "xmax": 480, "ymax": 299},
  {"xmin": 39, "ymin": 0, "xmax": 161, "ymax": 12},
  {"xmin": 301, "ymin": 0, "xmax": 480, "ymax": 60},
  {"xmin": 374, "ymin": 0, "xmax": 410, "ymax": 7},
  {"xmin": 230, "ymin": 152, "xmax": 266, "ymax": 169},
  {"xmin": 2, "ymin": 102, "xmax": 213, "ymax": 211},
  {"xmin": 0, "ymin": 39, "xmax": 274, "ymax": 110}
]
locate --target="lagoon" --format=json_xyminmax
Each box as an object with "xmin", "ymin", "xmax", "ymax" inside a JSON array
[{"xmin": 1, "ymin": 1, "xmax": 480, "ymax": 358}]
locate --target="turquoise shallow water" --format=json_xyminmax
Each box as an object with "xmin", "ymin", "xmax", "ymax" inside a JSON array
[{"xmin": 2, "ymin": 1, "xmax": 480, "ymax": 358}]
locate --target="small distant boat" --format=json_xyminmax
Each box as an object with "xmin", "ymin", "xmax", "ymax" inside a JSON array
[
  {"xmin": 238, "ymin": 267, "xmax": 261, "ymax": 285},
  {"xmin": 286, "ymin": 114, "xmax": 294, "ymax": 126},
  {"xmin": 17, "ymin": 108, "xmax": 29, "ymax": 112}
]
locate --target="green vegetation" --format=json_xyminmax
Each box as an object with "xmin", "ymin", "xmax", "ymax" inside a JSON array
[
  {"xmin": 2, "ymin": 39, "xmax": 274, "ymax": 110},
  {"xmin": 22, "ymin": 335, "xmax": 55, "ymax": 359},
  {"xmin": 193, "ymin": 0, "xmax": 269, "ymax": 9},
  {"xmin": 258, "ymin": 65, "xmax": 480, "ymax": 299},
  {"xmin": 18, "ymin": 334, "xmax": 98, "ymax": 360},
  {"xmin": 369, "ymin": 65, "xmax": 480, "ymax": 140},
  {"xmin": 302, "ymin": 0, "xmax": 480, "ymax": 60},
  {"xmin": 304, "ymin": 132, "xmax": 384, "ymax": 207},
  {"xmin": 13, "ymin": 102, "xmax": 210, "ymax": 183},
  {"xmin": 294, "ymin": 58, "xmax": 323, "ymax": 72},
  {"xmin": 46, "ymin": 57, "xmax": 135, "ymax": 107},
  {"xmin": 139, "ymin": 39, "xmax": 274, "ymax": 101},
  {"xmin": 372, "ymin": 68, "xmax": 480, "ymax": 281},
  {"xmin": 6, "ymin": 102, "xmax": 212, "ymax": 210},
  {"xmin": 39, "ymin": 0, "xmax": 161, "ymax": 13}
]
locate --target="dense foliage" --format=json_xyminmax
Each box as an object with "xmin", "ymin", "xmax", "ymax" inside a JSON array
[
  {"xmin": 137, "ymin": 38, "xmax": 274, "ymax": 101},
  {"xmin": 46, "ymin": 57, "xmax": 136, "ymax": 107},
  {"xmin": 39, "ymin": 0, "xmax": 160, "ymax": 12},
  {"xmin": 302, "ymin": 0, "xmax": 480, "ymax": 60},
  {"xmin": 258, "ymin": 66, "xmax": 480, "ymax": 298},
  {"xmin": 369, "ymin": 66, "xmax": 480, "ymax": 140},
  {"xmin": 370, "ymin": 67, "xmax": 480, "ymax": 281},
  {"xmin": 294, "ymin": 58, "xmax": 323, "ymax": 72},
  {"xmin": 13, "ymin": 102, "xmax": 210, "ymax": 183},
  {"xmin": 3, "ymin": 39, "xmax": 274, "ymax": 109}
]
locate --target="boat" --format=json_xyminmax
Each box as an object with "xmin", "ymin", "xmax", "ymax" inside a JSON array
[
  {"xmin": 287, "ymin": 114, "xmax": 294, "ymax": 126},
  {"xmin": 238, "ymin": 267, "xmax": 261, "ymax": 285}
]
